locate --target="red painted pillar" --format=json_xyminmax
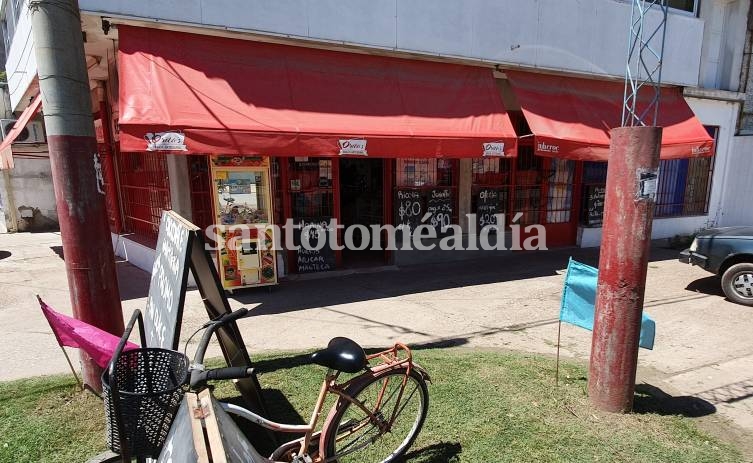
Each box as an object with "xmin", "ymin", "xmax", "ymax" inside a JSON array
[
  {"xmin": 98, "ymin": 88, "xmax": 123, "ymax": 234},
  {"xmin": 588, "ymin": 126, "xmax": 662, "ymax": 413},
  {"xmin": 31, "ymin": 0, "xmax": 124, "ymax": 390}
]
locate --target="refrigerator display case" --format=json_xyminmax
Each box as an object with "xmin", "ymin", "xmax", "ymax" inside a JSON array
[{"xmin": 211, "ymin": 156, "xmax": 278, "ymax": 290}]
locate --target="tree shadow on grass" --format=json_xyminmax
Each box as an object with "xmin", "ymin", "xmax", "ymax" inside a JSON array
[
  {"xmin": 634, "ymin": 383, "xmax": 716, "ymax": 418},
  {"xmin": 402, "ymin": 441, "xmax": 462, "ymax": 462}
]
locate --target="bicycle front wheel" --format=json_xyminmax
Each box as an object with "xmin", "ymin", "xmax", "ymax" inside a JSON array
[{"xmin": 322, "ymin": 368, "xmax": 428, "ymax": 463}]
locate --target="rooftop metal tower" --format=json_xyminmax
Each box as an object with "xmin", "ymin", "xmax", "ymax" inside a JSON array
[{"xmin": 622, "ymin": 0, "xmax": 669, "ymax": 127}]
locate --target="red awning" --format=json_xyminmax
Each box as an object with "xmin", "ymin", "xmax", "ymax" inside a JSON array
[
  {"xmin": 0, "ymin": 94, "xmax": 42, "ymax": 170},
  {"xmin": 118, "ymin": 26, "xmax": 517, "ymax": 158},
  {"xmin": 506, "ymin": 71, "xmax": 714, "ymax": 161}
]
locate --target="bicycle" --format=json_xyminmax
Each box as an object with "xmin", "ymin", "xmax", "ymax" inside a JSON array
[{"xmin": 187, "ymin": 308, "xmax": 431, "ymax": 462}]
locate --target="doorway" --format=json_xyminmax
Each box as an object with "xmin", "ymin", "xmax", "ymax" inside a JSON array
[{"xmin": 339, "ymin": 158, "xmax": 385, "ymax": 267}]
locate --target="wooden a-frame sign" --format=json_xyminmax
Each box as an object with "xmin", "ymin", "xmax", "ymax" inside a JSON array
[
  {"xmin": 157, "ymin": 390, "xmax": 269, "ymax": 463},
  {"xmin": 143, "ymin": 210, "xmax": 269, "ymax": 419}
]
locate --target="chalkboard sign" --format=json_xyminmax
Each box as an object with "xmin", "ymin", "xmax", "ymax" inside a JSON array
[
  {"xmin": 144, "ymin": 211, "xmax": 198, "ymax": 350},
  {"xmin": 395, "ymin": 189, "xmax": 423, "ymax": 232},
  {"xmin": 426, "ymin": 188, "xmax": 453, "ymax": 232},
  {"xmin": 141, "ymin": 211, "xmax": 271, "ymax": 438},
  {"xmin": 476, "ymin": 188, "xmax": 501, "ymax": 229},
  {"xmin": 585, "ymin": 185, "xmax": 606, "ymax": 226},
  {"xmin": 294, "ymin": 217, "xmax": 336, "ymax": 273},
  {"xmin": 156, "ymin": 394, "xmax": 207, "ymax": 463}
]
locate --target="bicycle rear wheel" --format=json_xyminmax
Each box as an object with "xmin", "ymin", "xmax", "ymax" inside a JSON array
[{"xmin": 322, "ymin": 368, "xmax": 428, "ymax": 463}]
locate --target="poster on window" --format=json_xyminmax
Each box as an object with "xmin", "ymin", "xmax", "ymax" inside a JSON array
[{"xmin": 396, "ymin": 159, "xmax": 436, "ymax": 187}]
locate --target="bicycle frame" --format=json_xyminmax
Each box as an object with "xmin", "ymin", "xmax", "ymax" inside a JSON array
[{"xmin": 218, "ymin": 343, "xmax": 419, "ymax": 462}]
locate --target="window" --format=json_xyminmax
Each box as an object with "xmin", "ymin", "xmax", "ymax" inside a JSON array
[
  {"xmin": 579, "ymin": 125, "xmax": 717, "ymax": 223},
  {"xmin": 654, "ymin": 126, "xmax": 717, "ymax": 218},
  {"xmin": 667, "ymin": 0, "xmax": 697, "ymax": 14},
  {"xmin": 581, "ymin": 162, "xmax": 608, "ymax": 227},
  {"xmin": 288, "ymin": 158, "xmax": 334, "ymax": 220},
  {"xmin": 394, "ymin": 158, "xmax": 459, "ymax": 229},
  {"xmin": 117, "ymin": 152, "xmax": 172, "ymax": 246}
]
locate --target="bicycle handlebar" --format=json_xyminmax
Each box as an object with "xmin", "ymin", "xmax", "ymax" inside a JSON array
[
  {"xmin": 189, "ymin": 307, "xmax": 249, "ymax": 389},
  {"xmin": 191, "ymin": 366, "xmax": 254, "ymax": 387}
]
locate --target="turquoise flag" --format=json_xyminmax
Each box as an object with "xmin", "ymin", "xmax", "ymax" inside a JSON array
[{"xmin": 560, "ymin": 258, "xmax": 656, "ymax": 350}]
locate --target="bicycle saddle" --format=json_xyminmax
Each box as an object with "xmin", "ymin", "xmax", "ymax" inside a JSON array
[{"xmin": 310, "ymin": 337, "xmax": 367, "ymax": 373}]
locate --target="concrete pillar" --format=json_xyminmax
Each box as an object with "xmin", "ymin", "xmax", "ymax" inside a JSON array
[
  {"xmin": 458, "ymin": 158, "xmax": 472, "ymax": 233},
  {"xmin": 166, "ymin": 154, "xmax": 193, "ymax": 222},
  {"xmin": 31, "ymin": 0, "xmax": 124, "ymax": 390},
  {"xmin": 0, "ymin": 169, "xmax": 18, "ymax": 232}
]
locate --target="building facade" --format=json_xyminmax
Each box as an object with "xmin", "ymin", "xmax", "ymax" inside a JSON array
[{"xmin": 1, "ymin": 0, "xmax": 752, "ymax": 278}]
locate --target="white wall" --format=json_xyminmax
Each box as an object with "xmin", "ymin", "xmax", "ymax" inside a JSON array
[
  {"xmin": 697, "ymin": 0, "xmax": 750, "ymax": 92},
  {"xmin": 4, "ymin": 0, "xmax": 37, "ymax": 111},
  {"xmin": 578, "ymin": 96, "xmax": 739, "ymax": 248},
  {"xmin": 78, "ymin": 0, "xmax": 703, "ymax": 86},
  {"xmin": 720, "ymin": 136, "xmax": 753, "ymax": 226},
  {"xmin": 4, "ymin": 155, "xmax": 58, "ymax": 231}
]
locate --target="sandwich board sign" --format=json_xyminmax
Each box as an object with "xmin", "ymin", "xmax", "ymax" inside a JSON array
[
  {"xmin": 144, "ymin": 211, "xmax": 197, "ymax": 350},
  {"xmin": 142, "ymin": 211, "xmax": 270, "ymax": 426}
]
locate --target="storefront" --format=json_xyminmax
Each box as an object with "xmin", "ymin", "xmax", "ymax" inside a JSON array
[{"xmin": 107, "ymin": 25, "xmax": 714, "ymax": 280}]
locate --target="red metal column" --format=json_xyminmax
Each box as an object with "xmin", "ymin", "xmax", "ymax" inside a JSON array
[
  {"xmin": 31, "ymin": 0, "xmax": 123, "ymax": 390},
  {"xmin": 332, "ymin": 159, "xmax": 343, "ymax": 268},
  {"xmin": 588, "ymin": 126, "xmax": 662, "ymax": 412},
  {"xmin": 98, "ymin": 97, "xmax": 123, "ymax": 234}
]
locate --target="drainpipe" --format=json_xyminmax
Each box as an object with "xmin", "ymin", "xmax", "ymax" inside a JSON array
[{"xmin": 736, "ymin": 0, "xmax": 753, "ymax": 134}]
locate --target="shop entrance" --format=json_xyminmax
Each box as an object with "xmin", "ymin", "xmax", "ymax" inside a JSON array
[{"xmin": 339, "ymin": 158, "xmax": 386, "ymax": 267}]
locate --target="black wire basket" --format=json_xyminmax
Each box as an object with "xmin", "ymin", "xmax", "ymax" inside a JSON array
[{"xmin": 102, "ymin": 348, "xmax": 189, "ymax": 458}]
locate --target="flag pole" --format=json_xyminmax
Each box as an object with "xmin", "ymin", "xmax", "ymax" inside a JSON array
[
  {"xmin": 556, "ymin": 320, "xmax": 562, "ymax": 386},
  {"xmin": 59, "ymin": 345, "xmax": 83, "ymax": 390}
]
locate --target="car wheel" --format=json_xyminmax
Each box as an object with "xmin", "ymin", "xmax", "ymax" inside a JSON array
[{"xmin": 721, "ymin": 263, "xmax": 753, "ymax": 306}]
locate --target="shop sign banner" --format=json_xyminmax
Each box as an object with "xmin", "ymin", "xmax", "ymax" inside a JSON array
[
  {"xmin": 145, "ymin": 131, "xmax": 188, "ymax": 151},
  {"xmin": 482, "ymin": 142, "xmax": 505, "ymax": 157},
  {"xmin": 536, "ymin": 140, "xmax": 560, "ymax": 154},
  {"xmin": 691, "ymin": 145, "xmax": 712, "ymax": 156},
  {"xmin": 339, "ymin": 139, "xmax": 368, "ymax": 156}
]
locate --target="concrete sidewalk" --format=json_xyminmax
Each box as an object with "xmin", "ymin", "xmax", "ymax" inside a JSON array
[{"xmin": 1, "ymin": 232, "xmax": 752, "ymax": 441}]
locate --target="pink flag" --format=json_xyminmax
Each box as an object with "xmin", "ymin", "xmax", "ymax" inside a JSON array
[{"xmin": 39, "ymin": 298, "xmax": 138, "ymax": 368}]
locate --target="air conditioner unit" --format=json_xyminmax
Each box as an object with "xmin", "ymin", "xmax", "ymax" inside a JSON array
[{"xmin": 0, "ymin": 119, "xmax": 46, "ymax": 144}]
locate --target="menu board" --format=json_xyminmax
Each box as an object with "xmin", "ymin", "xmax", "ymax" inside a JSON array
[
  {"xmin": 144, "ymin": 211, "xmax": 197, "ymax": 350},
  {"xmin": 396, "ymin": 189, "xmax": 423, "ymax": 232},
  {"xmin": 426, "ymin": 188, "xmax": 452, "ymax": 232},
  {"xmin": 294, "ymin": 217, "xmax": 336, "ymax": 273},
  {"xmin": 585, "ymin": 185, "xmax": 606, "ymax": 226},
  {"xmin": 476, "ymin": 188, "xmax": 500, "ymax": 229}
]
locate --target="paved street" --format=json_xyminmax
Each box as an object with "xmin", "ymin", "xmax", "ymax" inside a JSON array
[{"xmin": 1, "ymin": 232, "xmax": 752, "ymax": 442}]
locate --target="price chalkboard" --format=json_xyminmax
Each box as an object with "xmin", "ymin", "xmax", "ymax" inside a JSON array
[
  {"xmin": 144, "ymin": 211, "xmax": 197, "ymax": 350},
  {"xmin": 395, "ymin": 189, "xmax": 423, "ymax": 232},
  {"xmin": 585, "ymin": 185, "xmax": 606, "ymax": 226},
  {"xmin": 476, "ymin": 188, "xmax": 501, "ymax": 229},
  {"xmin": 294, "ymin": 217, "xmax": 336, "ymax": 273},
  {"xmin": 426, "ymin": 188, "xmax": 453, "ymax": 232}
]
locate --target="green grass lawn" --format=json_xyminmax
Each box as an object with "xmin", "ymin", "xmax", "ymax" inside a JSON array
[{"xmin": 0, "ymin": 348, "xmax": 744, "ymax": 463}]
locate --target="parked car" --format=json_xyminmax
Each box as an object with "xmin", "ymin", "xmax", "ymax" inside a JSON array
[{"xmin": 680, "ymin": 227, "xmax": 753, "ymax": 306}]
